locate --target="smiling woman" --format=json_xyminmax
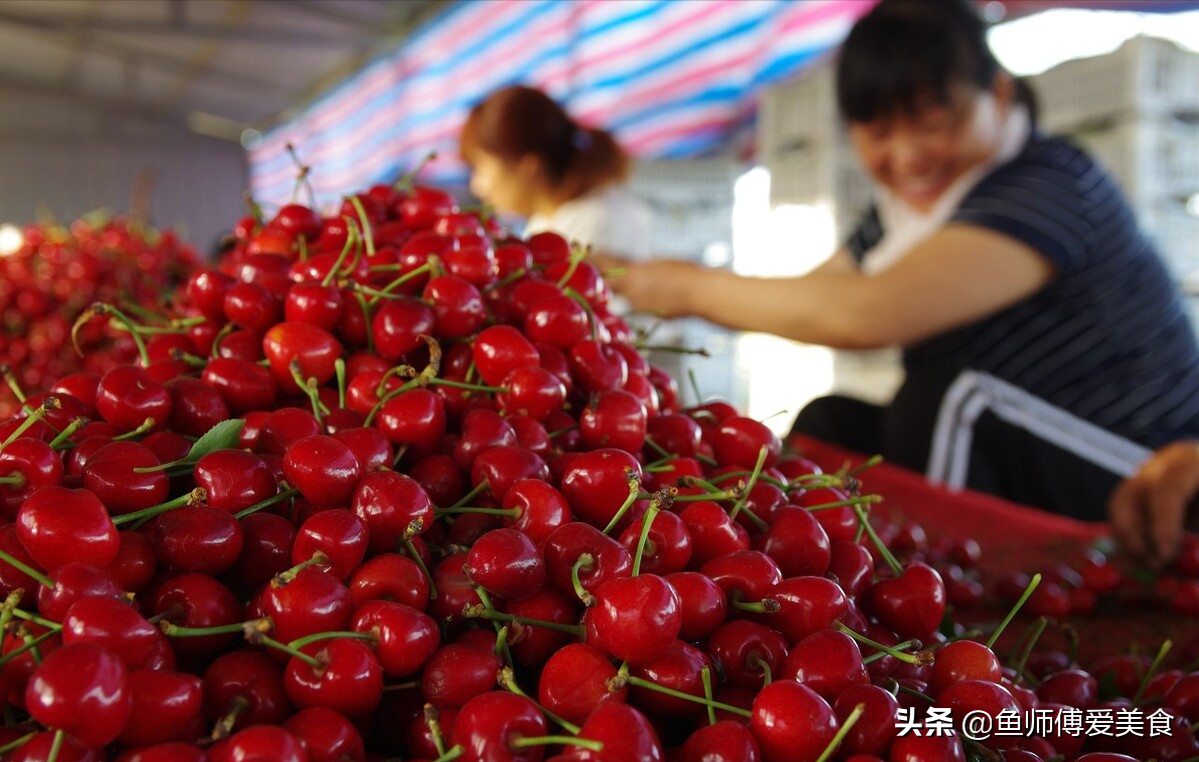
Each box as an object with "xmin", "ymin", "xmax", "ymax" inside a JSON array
[{"xmin": 601, "ymin": 0, "xmax": 1199, "ymax": 527}]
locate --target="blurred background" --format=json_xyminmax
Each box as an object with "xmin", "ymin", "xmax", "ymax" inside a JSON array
[{"xmin": 3, "ymin": 0, "xmax": 1199, "ymax": 432}]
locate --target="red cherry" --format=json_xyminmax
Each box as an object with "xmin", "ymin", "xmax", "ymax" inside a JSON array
[
  {"xmin": 209, "ymin": 724, "xmax": 308, "ymax": 762},
  {"xmin": 283, "ymin": 706, "xmax": 365, "ymax": 762},
  {"xmin": 148, "ymin": 505, "xmax": 244, "ymax": 575},
  {"xmin": 284, "ymin": 637, "xmax": 383, "ymax": 719},
  {"xmin": 263, "ymin": 320, "xmax": 343, "ymax": 390},
  {"xmin": 560, "ymin": 448, "xmax": 643, "ymax": 530},
  {"xmin": 473, "ymin": 324, "xmax": 540, "ymax": 386},
  {"xmin": 423, "ymin": 274, "xmax": 488, "ymax": 339},
  {"xmin": 25, "ymin": 642, "xmax": 132, "ymax": 749},
  {"xmin": 117, "ymin": 669, "xmax": 204, "ymax": 747},
  {"xmin": 351, "ymin": 470, "xmax": 435, "ymax": 554},
  {"xmin": 348, "ymin": 552, "xmax": 430, "ymax": 610},
  {"xmin": 711, "ymin": 415, "xmax": 781, "ymax": 468},
  {"xmin": 680, "ymin": 720, "xmax": 762, "ymax": 762},
  {"xmin": 17, "ymin": 485, "xmax": 119, "ymax": 571},
  {"xmin": 371, "ymin": 296, "xmax": 437, "ymax": 361},
  {"xmin": 590, "ymin": 574, "xmax": 681, "ymax": 665},
  {"xmin": 570, "ymin": 700, "xmax": 664, "ymax": 762},
  {"xmin": 781, "ymin": 628, "xmax": 869, "ymax": 700},
  {"xmin": 350, "ymin": 599, "xmax": 440, "ymax": 678},
  {"xmin": 628, "ymin": 639, "xmax": 713, "ymax": 718},
  {"xmin": 283, "ymin": 435, "xmax": 363, "ymax": 508},
  {"xmin": 447, "ymin": 691, "xmax": 549, "ymax": 762},
  {"xmin": 80, "ymin": 439, "xmax": 170, "ymax": 515},
  {"xmin": 201, "ymin": 650, "xmax": 293, "ymax": 733},
  {"xmin": 251, "ymin": 566, "xmax": 351, "ymax": 647},
  {"xmin": 750, "ymin": 679, "xmax": 838, "ymax": 762},
  {"xmin": 420, "ymin": 643, "xmax": 503, "ymax": 710},
  {"xmin": 927, "ymin": 640, "xmax": 1002, "ymax": 697},
  {"xmin": 866, "ymin": 562, "xmax": 947, "ymax": 641},
  {"xmin": 95, "ymin": 365, "xmax": 172, "ymax": 433},
  {"xmin": 151, "ymin": 572, "xmax": 242, "ymax": 656},
  {"xmin": 465, "ymin": 527, "xmax": 546, "ymax": 600}
]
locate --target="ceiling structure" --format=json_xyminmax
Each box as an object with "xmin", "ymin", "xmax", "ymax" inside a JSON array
[{"xmin": 0, "ymin": 0, "xmax": 444, "ymax": 143}]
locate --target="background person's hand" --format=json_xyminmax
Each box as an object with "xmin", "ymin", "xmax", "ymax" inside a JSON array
[
  {"xmin": 1108, "ymin": 440, "xmax": 1199, "ymax": 567},
  {"xmin": 600, "ymin": 258, "xmax": 704, "ymax": 317}
]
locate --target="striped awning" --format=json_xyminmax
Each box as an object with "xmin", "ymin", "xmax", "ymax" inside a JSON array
[{"xmin": 249, "ymin": 0, "xmax": 871, "ymax": 210}]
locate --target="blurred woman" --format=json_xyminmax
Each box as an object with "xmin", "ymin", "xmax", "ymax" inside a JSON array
[
  {"xmin": 460, "ymin": 85, "xmax": 653, "ymax": 260},
  {"xmin": 602, "ymin": 0, "xmax": 1199, "ymax": 523}
]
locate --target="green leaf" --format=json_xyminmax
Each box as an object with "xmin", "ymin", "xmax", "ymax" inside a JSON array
[{"xmin": 186, "ymin": 419, "xmax": 246, "ymax": 462}]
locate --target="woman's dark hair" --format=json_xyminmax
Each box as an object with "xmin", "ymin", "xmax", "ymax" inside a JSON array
[
  {"xmin": 460, "ymin": 85, "xmax": 629, "ymax": 201},
  {"xmin": 836, "ymin": 0, "xmax": 1004, "ymax": 123}
]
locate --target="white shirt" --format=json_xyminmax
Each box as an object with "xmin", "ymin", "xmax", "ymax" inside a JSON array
[{"xmin": 524, "ymin": 186, "xmax": 655, "ymax": 261}]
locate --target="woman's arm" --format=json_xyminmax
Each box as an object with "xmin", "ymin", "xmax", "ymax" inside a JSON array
[{"xmin": 606, "ymin": 223, "xmax": 1054, "ymax": 349}]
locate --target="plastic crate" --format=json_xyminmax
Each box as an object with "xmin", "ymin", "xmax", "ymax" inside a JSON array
[
  {"xmin": 1068, "ymin": 117, "xmax": 1199, "ymax": 203},
  {"xmin": 1030, "ymin": 35, "xmax": 1199, "ymax": 135}
]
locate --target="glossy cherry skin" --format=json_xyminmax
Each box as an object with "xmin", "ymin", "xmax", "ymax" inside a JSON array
[
  {"xmin": 782, "ymin": 628, "xmax": 870, "ymax": 700},
  {"xmin": 756, "ymin": 505, "xmax": 832, "ymax": 577},
  {"xmin": 447, "ymin": 691, "xmax": 549, "ymax": 762},
  {"xmin": 629, "ymin": 638, "xmax": 713, "ymax": 718},
  {"xmin": 590, "ymin": 573, "xmax": 681, "ymax": 666},
  {"xmin": 150, "ymin": 572, "xmax": 242, "ymax": 656},
  {"xmin": 291, "ymin": 508, "xmax": 370, "ymax": 581},
  {"xmin": 95, "ymin": 364, "xmax": 173, "ymax": 433},
  {"xmin": 495, "ymin": 365, "xmax": 570, "ymax": 423},
  {"xmin": 283, "ymin": 706, "xmax": 366, "ymax": 762},
  {"xmin": 832, "ymin": 683, "xmax": 900, "ymax": 758},
  {"xmin": 347, "ymin": 552, "xmax": 431, "ymax": 611},
  {"xmin": 680, "ymin": 500, "xmax": 751, "ymax": 568},
  {"xmin": 750, "ymin": 679, "xmax": 838, "ymax": 762},
  {"xmin": 423, "ymin": 274, "xmax": 488, "ymax": 339},
  {"xmin": 888, "ymin": 733, "xmax": 967, "ymax": 762},
  {"xmin": 559, "ymin": 448, "xmax": 644, "ymax": 530},
  {"xmin": 928, "ymin": 639, "xmax": 1002, "ymax": 697},
  {"xmin": 371, "ymin": 296, "xmax": 437, "ymax": 361},
  {"xmin": 351, "ymin": 470, "xmax": 435, "ymax": 554},
  {"xmin": 282, "ymin": 435, "xmax": 363, "ymax": 508},
  {"xmin": 149, "ymin": 505, "xmax": 244, "ymax": 575},
  {"xmin": 375, "ymin": 388, "xmax": 447, "ymax": 456},
  {"xmin": 284, "ymin": 637, "xmax": 383, "ymax": 719},
  {"xmin": 167, "ymin": 375, "xmax": 233, "ymax": 438},
  {"xmin": 536, "ymin": 642, "xmax": 625, "ymax": 727},
  {"xmin": 472, "ymin": 324, "xmax": 541, "ymax": 386},
  {"xmin": 865, "ymin": 562, "xmax": 947, "ymax": 642},
  {"xmin": 501, "ymin": 478, "xmax": 573, "ymax": 546},
  {"xmin": 420, "ymin": 643, "xmax": 503, "ymax": 710},
  {"xmin": 680, "ymin": 721, "xmax": 762, "ymax": 762},
  {"xmin": 350, "ymin": 599, "xmax": 440, "ymax": 678},
  {"xmin": 195, "ymin": 448, "xmax": 279, "ymax": 513},
  {"xmin": 34, "ymin": 561, "xmax": 121, "ymax": 623},
  {"xmin": 202, "ymin": 356, "xmax": 281, "ymax": 414},
  {"xmin": 0, "ymin": 438, "xmax": 63, "ymax": 520},
  {"xmin": 25, "ymin": 641, "xmax": 132, "ymax": 749},
  {"xmin": 117, "ymin": 668, "xmax": 204, "ymax": 747},
  {"xmin": 114, "ymin": 742, "xmax": 208, "ymax": 762},
  {"xmin": 570, "ymin": 700, "xmax": 664, "ymax": 762},
  {"xmin": 81, "ymin": 439, "xmax": 170, "ymax": 514},
  {"xmin": 17, "ymin": 485, "xmax": 120, "ymax": 571},
  {"xmin": 542, "ymin": 521, "xmax": 633, "ymax": 600},
  {"xmin": 225, "ymin": 511, "xmax": 298, "ymax": 596},
  {"xmin": 465, "ymin": 527, "xmax": 546, "ymax": 600},
  {"xmin": 201, "ymin": 649, "xmax": 293, "ymax": 733},
  {"xmin": 209, "ymin": 724, "xmax": 308, "ymax": 762},
  {"xmin": 251, "ymin": 565, "xmax": 352, "ymax": 647},
  {"xmin": 61, "ymin": 594, "xmax": 163, "ymax": 670},
  {"xmin": 769, "ymin": 575, "xmax": 850, "ymax": 645}
]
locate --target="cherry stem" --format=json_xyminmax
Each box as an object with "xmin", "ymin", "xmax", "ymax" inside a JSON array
[
  {"xmin": 208, "ymin": 321, "xmax": 239, "ymax": 360},
  {"xmin": 334, "ymin": 358, "xmax": 347, "ymax": 410},
  {"xmin": 563, "ymin": 286, "xmax": 599, "ymax": 341},
  {"xmin": 347, "ymin": 196, "xmax": 376, "ymax": 258},
  {"xmin": 863, "ymin": 639, "xmax": 921, "ymax": 665},
  {"xmin": 45, "ymin": 728, "xmax": 65, "ymax": 762},
  {"xmin": 0, "ymin": 548, "xmax": 52, "ymax": 589},
  {"xmin": 700, "ymin": 666, "xmax": 716, "ymax": 726},
  {"xmin": 47, "ymin": 417, "xmax": 88, "ymax": 449},
  {"xmin": 234, "ymin": 486, "xmax": 301, "ymax": 520},
  {"xmin": 0, "ymin": 365, "xmax": 26, "ymax": 405},
  {"xmin": 484, "ymin": 266, "xmax": 529, "ymax": 293},
  {"xmin": 513, "ymin": 735, "xmax": 604, "ymax": 752},
  {"xmin": 364, "ymin": 262, "xmax": 435, "ymax": 306},
  {"xmin": 112, "ymin": 487, "xmax": 206, "ymax": 527},
  {"xmin": 272, "ymin": 551, "xmax": 330, "ymax": 587},
  {"xmin": 631, "ymin": 494, "xmax": 663, "ymax": 576},
  {"xmin": 814, "ymin": 702, "xmax": 865, "ymax": 762},
  {"xmin": 834, "ymin": 622, "xmax": 932, "ymax": 666},
  {"xmin": 0, "ymin": 590, "xmax": 22, "ymax": 637},
  {"xmin": 853, "ymin": 502, "xmax": 903, "ymax": 577},
  {"xmin": 382, "ymin": 681, "xmax": 419, "ymax": 692},
  {"xmin": 804, "ymin": 494, "xmax": 882, "ymax": 512},
  {"xmin": 0, "ymin": 731, "xmax": 37, "ymax": 757},
  {"xmin": 1133, "ymin": 639, "xmax": 1173, "ymax": 707},
  {"xmin": 731, "ymin": 596, "xmax": 781, "ymax": 615},
  {"xmin": 395, "ymin": 151, "xmax": 437, "ymax": 192},
  {"xmin": 285, "ymin": 143, "xmax": 316, "ymax": 207},
  {"xmin": 1009, "ymin": 616, "xmax": 1049, "ymax": 687},
  {"xmin": 493, "ymin": 624, "xmax": 514, "ymax": 668},
  {"xmin": 0, "ymin": 625, "xmax": 60, "ymax": 670},
  {"xmin": 434, "ymin": 506, "xmax": 519, "ymax": 519},
  {"xmin": 728, "ymin": 446, "xmax": 768, "ymax": 521},
  {"xmin": 76, "ymin": 302, "xmax": 150, "ymax": 366},
  {"xmin": 570, "ymin": 553, "xmax": 597, "ymax": 607},
  {"xmin": 430, "ymin": 746, "xmax": 465, "ymax": 762},
  {"xmin": 617, "ymin": 673, "xmax": 752, "ymax": 718},
  {"xmin": 401, "ymin": 535, "xmax": 438, "ymax": 600},
  {"xmin": 748, "ymin": 652, "xmax": 774, "ymax": 686},
  {"xmin": 424, "ymin": 703, "xmax": 448, "ymax": 758},
  {"xmin": 160, "ymin": 620, "xmax": 255, "ymax": 638},
  {"xmin": 428, "ymin": 377, "xmax": 505, "ymax": 395},
  {"xmin": 462, "ymin": 605, "xmax": 585, "ymax": 636},
  {"xmin": 289, "ymin": 630, "xmax": 377, "ymax": 651},
  {"xmin": 353, "ymin": 291, "xmax": 376, "ymax": 355},
  {"xmin": 555, "ymin": 243, "xmax": 590, "ymax": 290},
  {"xmin": 986, "ymin": 572, "xmax": 1042, "ymax": 649},
  {"xmin": 601, "ymin": 469, "xmax": 643, "ymax": 536},
  {"xmin": 11, "ymin": 607, "xmax": 62, "ymax": 632},
  {"xmin": 708, "ymin": 468, "xmax": 789, "ymax": 491},
  {"xmin": 446, "ymin": 479, "xmax": 492, "ymax": 511},
  {"xmin": 0, "ymin": 473, "xmax": 22, "ymax": 487},
  {"xmin": 499, "ymin": 666, "xmax": 581, "ymax": 735},
  {"xmin": 1, "ymin": 397, "xmax": 57, "ymax": 450},
  {"xmin": 259, "ymin": 633, "xmax": 321, "ymax": 669}
]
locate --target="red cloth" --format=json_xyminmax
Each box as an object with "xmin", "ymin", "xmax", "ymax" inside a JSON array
[{"xmin": 788, "ymin": 434, "xmax": 1110, "ymax": 577}]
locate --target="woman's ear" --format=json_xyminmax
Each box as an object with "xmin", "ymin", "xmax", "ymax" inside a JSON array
[
  {"xmin": 991, "ymin": 70, "xmax": 1016, "ymax": 112},
  {"xmin": 515, "ymin": 153, "xmax": 546, "ymax": 183}
]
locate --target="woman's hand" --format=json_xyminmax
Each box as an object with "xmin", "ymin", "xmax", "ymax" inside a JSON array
[
  {"xmin": 1108, "ymin": 441, "xmax": 1199, "ymax": 567},
  {"xmin": 593, "ymin": 255, "xmax": 705, "ymax": 318}
]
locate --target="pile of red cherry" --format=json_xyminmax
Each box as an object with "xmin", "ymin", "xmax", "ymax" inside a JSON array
[
  {"xmin": 0, "ymin": 215, "xmax": 199, "ymax": 421},
  {"xmin": 0, "ymin": 176, "xmax": 1195, "ymax": 762}
]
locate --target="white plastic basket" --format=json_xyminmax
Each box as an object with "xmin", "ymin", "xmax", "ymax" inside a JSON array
[{"xmin": 1030, "ymin": 35, "xmax": 1199, "ymax": 135}]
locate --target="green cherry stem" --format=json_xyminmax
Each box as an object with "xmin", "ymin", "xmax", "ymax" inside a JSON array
[
  {"xmin": 986, "ymin": 573, "xmax": 1042, "ymax": 650},
  {"xmin": 571, "ymin": 553, "xmax": 597, "ymax": 607},
  {"xmin": 73, "ymin": 302, "xmax": 150, "ymax": 366},
  {"xmin": 1, "ymin": 396, "xmax": 58, "ymax": 450},
  {"xmin": 112, "ymin": 488, "xmax": 206, "ymax": 527},
  {"xmin": 462, "ymin": 605, "xmax": 585, "ymax": 637},
  {"xmin": 402, "ymin": 534, "xmax": 438, "ymax": 600},
  {"xmin": 701, "ymin": 666, "xmax": 717, "ymax": 726},
  {"xmin": 0, "ymin": 731, "xmax": 37, "ymax": 757},
  {"xmin": 513, "ymin": 736, "xmax": 603, "ymax": 753},
  {"xmin": 814, "ymin": 703, "xmax": 865, "ymax": 762},
  {"xmin": 612, "ymin": 671, "xmax": 751, "ymax": 718},
  {"xmin": 47, "ymin": 416, "xmax": 88, "ymax": 450},
  {"xmin": 0, "ymin": 624, "xmax": 61, "ymax": 669},
  {"xmin": 499, "ymin": 666, "xmax": 581, "ymax": 735},
  {"xmin": 0, "ymin": 365, "xmax": 26, "ymax": 405},
  {"xmin": 0, "ymin": 548, "xmax": 52, "ymax": 589},
  {"xmin": 602, "ymin": 469, "xmax": 645, "ymax": 536},
  {"xmin": 853, "ymin": 503, "xmax": 903, "ymax": 577},
  {"xmin": 347, "ymin": 196, "xmax": 376, "ymax": 258},
  {"xmin": 1133, "ymin": 639, "xmax": 1173, "ymax": 707},
  {"xmin": 46, "ymin": 728, "xmax": 65, "ymax": 762},
  {"xmin": 289, "ymin": 630, "xmax": 378, "ymax": 651},
  {"xmin": 727, "ymin": 446, "xmax": 768, "ymax": 522},
  {"xmin": 234, "ymin": 487, "xmax": 301, "ymax": 520},
  {"xmin": 834, "ymin": 622, "xmax": 933, "ymax": 666}
]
